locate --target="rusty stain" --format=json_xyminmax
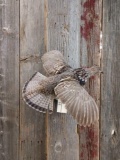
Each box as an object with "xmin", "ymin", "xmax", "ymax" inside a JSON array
[
  {"xmin": 90, "ymin": 75, "xmax": 95, "ymax": 79},
  {"xmin": 80, "ymin": 151, "xmax": 84, "ymax": 158},
  {"xmin": 83, "ymin": 0, "xmax": 95, "ymax": 8},
  {"xmin": 81, "ymin": 0, "xmax": 99, "ymax": 44},
  {"xmin": 79, "ymin": 125, "xmax": 98, "ymax": 159},
  {"xmin": 86, "ymin": 126, "xmax": 98, "ymax": 159}
]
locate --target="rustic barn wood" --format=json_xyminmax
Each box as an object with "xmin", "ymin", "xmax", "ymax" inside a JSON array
[
  {"xmin": 1, "ymin": 0, "xmax": 120, "ymax": 159},
  {"xmin": 0, "ymin": 0, "xmax": 19, "ymax": 160},
  {"xmin": 100, "ymin": 0, "xmax": 120, "ymax": 159},
  {"xmin": 46, "ymin": 0, "xmax": 80, "ymax": 159},
  {"xmin": 20, "ymin": 0, "xmax": 47, "ymax": 159},
  {"xmin": 79, "ymin": 0, "xmax": 101, "ymax": 159}
]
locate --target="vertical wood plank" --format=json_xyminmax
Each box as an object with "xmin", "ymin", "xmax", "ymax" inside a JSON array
[
  {"xmin": 79, "ymin": 0, "xmax": 101, "ymax": 159},
  {"xmin": 100, "ymin": 0, "xmax": 120, "ymax": 159},
  {"xmin": 47, "ymin": 0, "xmax": 80, "ymax": 159},
  {"xmin": 20, "ymin": 0, "xmax": 47, "ymax": 159},
  {"xmin": 0, "ymin": 0, "xmax": 19, "ymax": 159}
]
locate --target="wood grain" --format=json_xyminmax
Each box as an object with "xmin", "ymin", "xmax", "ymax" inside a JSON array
[
  {"xmin": 2, "ymin": 0, "xmax": 119, "ymax": 159},
  {"xmin": 100, "ymin": 0, "xmax": 120, "ymax": 159},
  {"xmin": 47, "ymin": 0, "xmax": 80, "ymax": 159},
  {"xmin": 20, "ymin": 0, "xmax": 47, "ymax": 159},
  {"xmin": 0, "ymin": 0, "xmax": 19, "ymax": 159},
  {"xmin": 79, "ymin": 0, "xmax": 101, "ymax": 159}
]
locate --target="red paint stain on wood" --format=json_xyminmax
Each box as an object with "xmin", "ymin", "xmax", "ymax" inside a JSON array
[
  {"xmin": 86, "ymin": 126, "xmax": 98, "ymax": 159},
  {"xmin": 80, "ymin": 151, "xmax": 84, "ymax": 158},
  {"xmin": 81, "ymin": 0, "xmax": 99, "ymax": 42},
  {"xmin": 90, "ymin": 75, "xmax": 95, "ymax": 79},
  {"xmin": 79, "ymin": 125, "xmax": 98, "ymax": 160},
  {"xmin": 79, "ymin": 1, "xmax": 100, "ymax": 159},
  {"xmin": 83, "ymin": 0, "xmax": 95, "ymax": 8}
]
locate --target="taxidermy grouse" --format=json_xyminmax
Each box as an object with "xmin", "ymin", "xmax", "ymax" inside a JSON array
[{"xmin": 22, "ymin": 50, "xmax": 101, "ymax": 126}]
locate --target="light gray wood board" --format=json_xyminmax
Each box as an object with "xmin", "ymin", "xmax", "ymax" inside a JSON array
[
  {"xmin": 0, "ymin": 0, "xmax": 19, "ymax": 160},
  {"xmin": 79, "ymin": 0, "xmax": 101, "ymax": 159},
  {"xmin": 20, "ymin": 0, "xmax": 47, "ymax": 159},
  {"xmin": 48, "ymin": 104, "xmax": 79, "ymax": 160},
  {"xmin": 47, "ymin": 0, "xmax": 80, "ymax": 68},
  {"xmin": 100, "ymin": 0, "xmax": 120, "ymax": 159},
  {"xmin": 46, "ymin": 0, "xmax": 80, "ymax": 159}
]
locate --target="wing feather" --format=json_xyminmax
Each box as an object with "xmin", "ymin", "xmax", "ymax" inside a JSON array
[
  {"xmin": 54, "ymin": 80, "xmax": 99, "ymax": 126},
  {"xmin": 67, "ymin": 96, "xmax": 78, "ymax": 114}
]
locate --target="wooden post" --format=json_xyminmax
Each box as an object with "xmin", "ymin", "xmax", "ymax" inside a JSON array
[
  {"xmin": 46, "ymin": 0, "xmax": 80, "ymax": 159},
  {"xmin": 100, "ymin": 0, "xmax": 120, "ymax": 159},
  {"xmin": 79, "ymin": 0, "xmax": 101, "ymax": 159},
  {"xmin": 20, "ymin": 0, "xmax": 47, "ymax": 159},
  {"xmin": 0, "ymin": 0, "xmax": 19, "ymax": 159}
]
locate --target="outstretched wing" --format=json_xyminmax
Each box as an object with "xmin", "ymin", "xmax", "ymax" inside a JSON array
[
  {"xmin": 54, "ymin": 80, "xmax": 99, "ymax": 126},
  {"xmin": 41, "ymin": 50, "xmax": 70, "ymax": 75},
  {"xmin": 22, "ymin": 72, "xmax": 53, "ymax": 113}
]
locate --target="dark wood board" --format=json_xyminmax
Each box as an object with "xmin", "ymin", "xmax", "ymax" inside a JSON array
[{"xmin": 100, "ymin": 0, "xmax": 120, "ymax": 159}]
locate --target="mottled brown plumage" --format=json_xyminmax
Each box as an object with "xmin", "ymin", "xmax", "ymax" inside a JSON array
[{"xmin": 22, "ymin": 50, "xmax": 101, "ymax": 126}]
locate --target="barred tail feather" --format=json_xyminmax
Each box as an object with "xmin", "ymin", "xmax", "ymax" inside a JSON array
[{"xmin": 22, "ymin": 72, "xmax": 53, "ymax": 113}]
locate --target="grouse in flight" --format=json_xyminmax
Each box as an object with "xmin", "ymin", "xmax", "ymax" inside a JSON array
[{"xmin": 22, "ymin": 50, "xmax": 102, "ymax": 126}]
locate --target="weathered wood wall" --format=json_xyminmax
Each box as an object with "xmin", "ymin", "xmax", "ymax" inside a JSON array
[
  {"xmin": 0, "ymin": 0, "xmax": 19, "ymax": 160},
  {"xmin": 0, "ymin": 0, "xmax": 120, "ymax": 160},
  {"xmin": 100, "ymin": 0, "xmax": 120, "ymax": 159}
]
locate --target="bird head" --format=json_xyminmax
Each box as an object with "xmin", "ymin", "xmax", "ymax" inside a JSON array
[{"xmin": 73, "ymin": 65, "xmax": 103, "ymax": 85}]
